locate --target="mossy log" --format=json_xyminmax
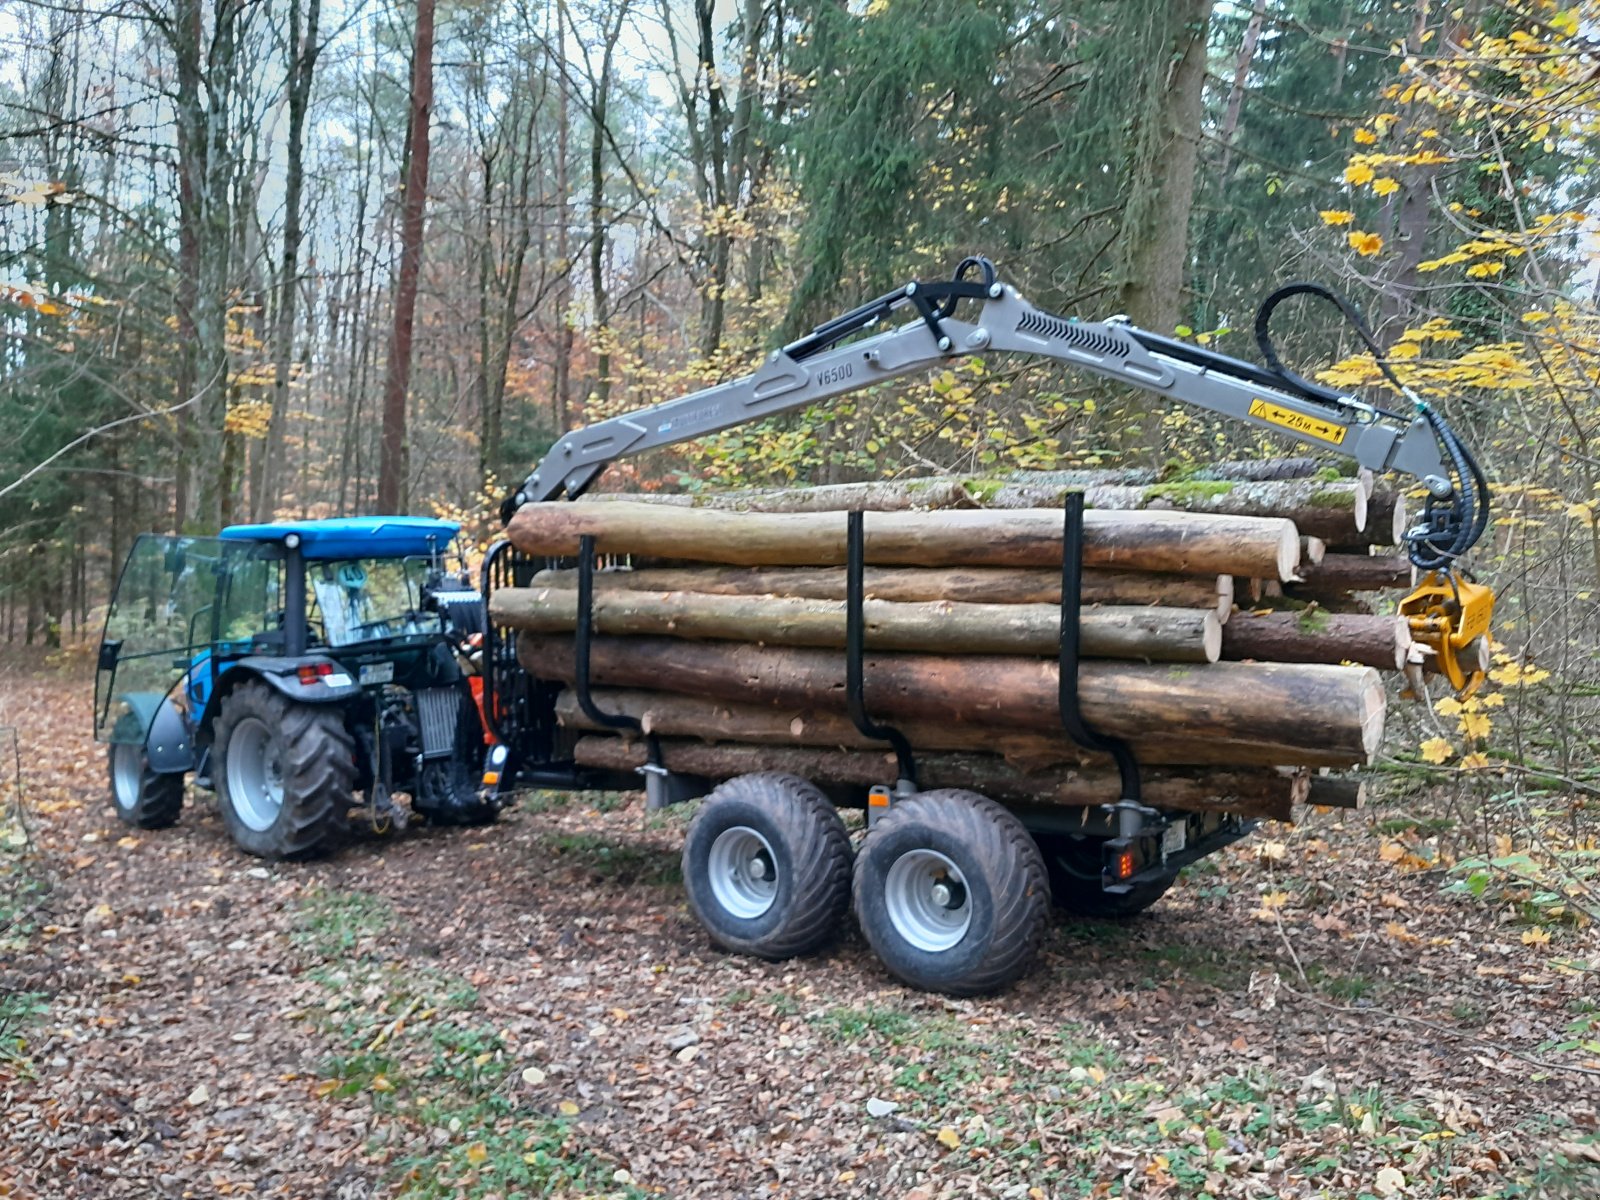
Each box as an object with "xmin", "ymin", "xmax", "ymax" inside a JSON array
[
  {"xmin": 1073, "ymin": 479, "xmax": 1369, "ymax": 545},
  {"xmin": 1220, "ymin": 609, "xmax": 1412, "ymax": 672},
  {"xmin": 518, "ymin": 635, "xmax": 1386, "ymax": 762},
  {"xmin": 490, "ymin": 586, "xmax": 1221, "ymax": 662},
  {"xmin": 528, "ymin": 564, "xmax": 1234, "ymax": 622},
  {"xmin": 577, "ymin": 478, "xmax": 980, "ymax": 513},
  {"xmin": 506, "ymin": 502, "xmax": 1302, "ymax": 580},
  {"xmin": 551, "ymin": 689, "xmax": 1367, "ymax": 769},
  {"xmin": 570, "ymin": 735, "xmax": 1307, "ymax": 822}
]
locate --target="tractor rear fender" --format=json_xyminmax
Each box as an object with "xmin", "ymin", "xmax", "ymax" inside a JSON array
[{"xmin": 195, "ymin": 656, "xmax": 361, "ymax": 746}]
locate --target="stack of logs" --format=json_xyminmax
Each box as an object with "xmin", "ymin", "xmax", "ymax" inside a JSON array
[{"xmin": 491, "ymin": 460, "xmax": 1423, "ymax": 825}]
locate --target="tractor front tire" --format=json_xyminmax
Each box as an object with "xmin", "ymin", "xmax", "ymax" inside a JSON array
[
  {"xmin": 214, "ymin": 682, "xmax": 354, "ymax": 860},
  {"xmin": 108, "ymin": 742, "xmax": 184, "ymax": 830}
]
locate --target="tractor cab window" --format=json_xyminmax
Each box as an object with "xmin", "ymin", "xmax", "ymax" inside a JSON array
[
  {"xmin": 95, "ymin": 534, "xmax": 226, "ymax": 742},
  {"xmin": 308, "ymin": 558, "xmax": 438, "ymax": 648},
  {"xmin": 217, "ymin": 544, "xmax": 285, "ymax": 650}
]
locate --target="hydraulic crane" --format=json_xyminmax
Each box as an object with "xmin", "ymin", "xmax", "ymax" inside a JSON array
[{"xmin": 502, "ymin": 256, "xmax": 1494, "ymax": 693}]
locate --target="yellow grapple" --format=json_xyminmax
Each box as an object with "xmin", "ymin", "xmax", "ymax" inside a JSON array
[{"xmin": 1399, "ymin": 571, "xmax": 1495, "ymax": 695}]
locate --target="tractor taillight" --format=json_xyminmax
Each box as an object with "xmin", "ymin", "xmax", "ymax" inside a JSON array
[{"xmin": 297, "ymin": 663, "xmax": 336, "ymax": 685}]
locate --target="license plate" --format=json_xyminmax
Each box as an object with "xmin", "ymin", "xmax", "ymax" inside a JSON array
[
  {"xmin": 359, "ymin": 661, "xmax": 394, "ymax": 685},
  {"xmin": 1162, "ymin": 821, "xmax": 1187, "ymax": 856}
]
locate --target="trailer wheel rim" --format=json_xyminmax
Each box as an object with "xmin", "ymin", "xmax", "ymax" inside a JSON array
[
  {"xmin": 884, "ymin": 849, "xmax": 972, "ymax": 953},
  {"xmin": 708, "ymin": 825, "xmax": 778, "ymax": 920},
  {"xmin": 112, "ymin": 743, "xmax": 143, "ymax": 811},
  {"xmin": 226, "ymin": 716, "xmax": 284, "ymax": 832}
]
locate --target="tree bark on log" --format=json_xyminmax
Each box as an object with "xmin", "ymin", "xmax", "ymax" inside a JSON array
[
  {"xmin": 578, "ymin": 478, "xmax": 980, "ymax": 513},
  {"xmin": 1365, "ymin": 486, "xmax": 1410, "ymax": 548},
  {"xmin": 507, "ymin": 502, "xmax": 1302, "ymax": 580},
  {"xmin": 529, "ymin": 564, "xmax": 1234, "ymax": 622},
  {"xmin": 1306, "ymin": 775, "xmax": 1366, "ymax": 809},
  {"xmin": 1290, "ymin": 553, "xmax": 1412, "ymax": 592},
  {"xmin": 552, "ymin": 688, "xmax": 1366, "ymax": 768},
  {"xmin": 1220, "ymin": 610, "xmax": 1411, "ymax": 672},
  {"xmin": 519, "ymin": 635, "xmax": 1385, "ymax": 761},
  {"xmin": 1072, "ymin": 479, "xmax": 1368, "ymax": 544},
  {"xmin": 570, "ymin": 735, "xmax": 1305, "ymax": 822},
  {"xmin": 492, "ymin": 587, "xmax": 1222, "ymax": 662}
]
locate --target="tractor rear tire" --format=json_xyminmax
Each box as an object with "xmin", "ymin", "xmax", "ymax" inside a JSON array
[
  {"xmin": 682, "ymin": 773, "xmax": 852, "ymax": 960},
  {"xmin": 108, "ymin": 742, "xmax": 184, "ymax": 830},
  {"xmin": 214, "ymin": 682, "xmax": 354, "ymax": 860},
  {"xmin": 853, "ymin": 790, "xmax": 1049, "ymax": 996}
]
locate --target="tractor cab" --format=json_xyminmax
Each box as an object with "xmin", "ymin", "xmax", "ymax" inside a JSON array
[{"xmin": 96, "ymin": 517, "xmax": 496, "ymax": 859}]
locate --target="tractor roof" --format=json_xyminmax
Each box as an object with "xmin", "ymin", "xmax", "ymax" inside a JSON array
[{"xmin": 219, "ymin": 516, "xmax": 461, "ymax": 561}]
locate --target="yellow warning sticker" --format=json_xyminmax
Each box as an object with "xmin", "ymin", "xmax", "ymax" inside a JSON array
[{"xmin": 1248, "ymin": 398, "xmax": 1348, "ymax": 445}]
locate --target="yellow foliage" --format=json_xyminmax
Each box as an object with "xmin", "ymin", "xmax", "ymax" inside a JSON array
[
  {"xmin": 1347, "ymin": 230, "xmax": 1384, "ymax": 257},
  {"xmin": 1344, "ymin": 162, "xmax": 1375, "ymax": 186},
  {"xmin": 1319, "ymin": 209, "xmax": 1355, "ymax": 226},
  {"xmin": 1419, "ymin": 737, "xmax": 1454, "ymax": 765}
]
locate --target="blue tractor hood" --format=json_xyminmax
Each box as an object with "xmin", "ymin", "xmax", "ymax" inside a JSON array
[{"xmin": 219, "ymin": 516, "xmax": 461, "ymax": 561}]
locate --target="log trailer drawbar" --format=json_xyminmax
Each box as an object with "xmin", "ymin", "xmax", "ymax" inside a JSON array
[{"xmin": 478, "ymin": 256, "xmax": 1495, "ymax": 994}]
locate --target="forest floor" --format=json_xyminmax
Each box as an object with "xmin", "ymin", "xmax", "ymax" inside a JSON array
[{"xmin": 1, "ymin": 661, "xmax": 1597, "ymax": 1200}]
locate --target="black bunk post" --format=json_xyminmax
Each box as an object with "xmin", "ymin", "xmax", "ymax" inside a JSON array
[
  {"xmin": 574, "ymin": 534, "xmax": 668, "ymax": 801},
  {"xmin": 1058, "ymin": 493, "xmax": 1143, "ymax": 823},
  {"xmin": 845, "ymin": 510, "xmax": 917, "ymax": 795}
]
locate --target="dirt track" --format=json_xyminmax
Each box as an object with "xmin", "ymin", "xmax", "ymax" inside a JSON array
[{"xmin": 2, "ymin": 667, "xmax": 1596, "ymax": 1199}]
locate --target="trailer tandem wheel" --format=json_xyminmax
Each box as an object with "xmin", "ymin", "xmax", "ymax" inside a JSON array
[
  {"xmin": 681, "ymin": 772, "xmax": 853, "ymax": 960},
  {"xmin": 853, "ymin": 789, "xmax": 1050, "ymax": 996}
]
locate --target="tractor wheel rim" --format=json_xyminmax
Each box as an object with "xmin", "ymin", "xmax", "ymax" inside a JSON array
[
  {"xmin": 111, "ymin": 744, "xmax": 143, "ymax": 811},
  {"xmin": 884, "ymin": 849, "xmax": 972, "ymax": 953},
  {"xmin": 226, "ymin": 716, "xmax": 284, "ymax": 832},
  {"xmin": 707, "ymin": 825, "xmax": 778, "ymax": 920}
]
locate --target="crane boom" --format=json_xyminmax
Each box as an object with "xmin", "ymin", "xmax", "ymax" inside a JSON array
[{"xmin": 503, "ymin": 258, "xmax": 1493, "ymax": 690}]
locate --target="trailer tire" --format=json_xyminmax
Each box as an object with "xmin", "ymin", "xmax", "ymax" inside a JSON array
[
  {"xmin": 1035, "ymin": 833, "xmax": 1175, "ymax": 918},
  {"xmin": 682, "ymin": 773, "xmax": 852, "ymax": 961},
  {"xmin": 108, "ymin": 742, "xmax": 184, "ymax": 830},
  {"xmin": 853, "ymin": 790, "xmax": 1049, "ymax": 996},
  {"xmin": 215, "ymin": 682, "xmax": 354, "ymax": 860}
]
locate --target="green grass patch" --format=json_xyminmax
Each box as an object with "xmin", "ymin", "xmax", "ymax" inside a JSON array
[
  {"xmin": 542, "ymin": 831, "xmax": 680, "ymax": 886},
  {"xmin": 291, "ymin": 891, "xmax": 643, "ymax": 1199},
  {"xmin": 1143, "ymin": 479, "xmax": 1234, "ymax": 504},
  {"xmin": 0, "ymin": 990, "xmax": 49, "ymax": 1071},
  {"xmin": 291, "ymin": 887, "xmax": 394, "ymax": 958}
]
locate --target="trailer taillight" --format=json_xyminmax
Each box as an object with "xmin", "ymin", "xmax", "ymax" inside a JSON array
[{"xmin": 1113, "ymin": 848, "xmax": 1137, "ymax": 881}]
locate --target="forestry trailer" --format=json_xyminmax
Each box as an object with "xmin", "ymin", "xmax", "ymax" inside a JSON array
[{"xmin": 475, "ymin": 257, "xmax": 1494, "ymax": 994}]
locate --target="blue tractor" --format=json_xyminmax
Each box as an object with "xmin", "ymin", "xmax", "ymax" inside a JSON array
[{"xmin": 94, "ymin": 517, "xmax": 496, "ymax": 858}]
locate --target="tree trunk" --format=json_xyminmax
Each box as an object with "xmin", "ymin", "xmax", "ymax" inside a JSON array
[
  {"xmin": 377, "ymin": 0, "xmax": 435, "ymax": 513},
  {"xmin": 506, "ymin": 502, "xmax": 1302, "ymax": 580},
  {"xmin": 1221, "ymin": 609, "xmax": 1412, "ymax": 672},
  {"xmin": 572, "ymin": 735, "xmax": 1306, "ymax": 822},
  {"xmin": 1115, "ymin": 0, "xmax": 1214, "ymax": 331},
  {"xmin": 491, "ymin": 587, "xmax": 1222, "ymax": 662},
  {"xmin": 1306, "ymin": 775, "xmax": 1366, "ymax": 810},
  {"xmin": 529, "ymin": 564, "xmax": 1234, "ymax": 621},
  {"xmin": 256, "ymin": 0, "xmax": 322, "ymax": 521},
  {"xmin": 578, "ymin": 477, "xmax": 981, "ymax": 512},
  {"xmin": 518, "ymin": 635, "xmax": 1387, "ymax": 762},
  {"xmin": 1067, "ymin": 479, "xmax": 1368, "ymax": 544},
  {"xmin": 552, "ymin": 688, "xmax": 1366, "ymax": 768}
]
